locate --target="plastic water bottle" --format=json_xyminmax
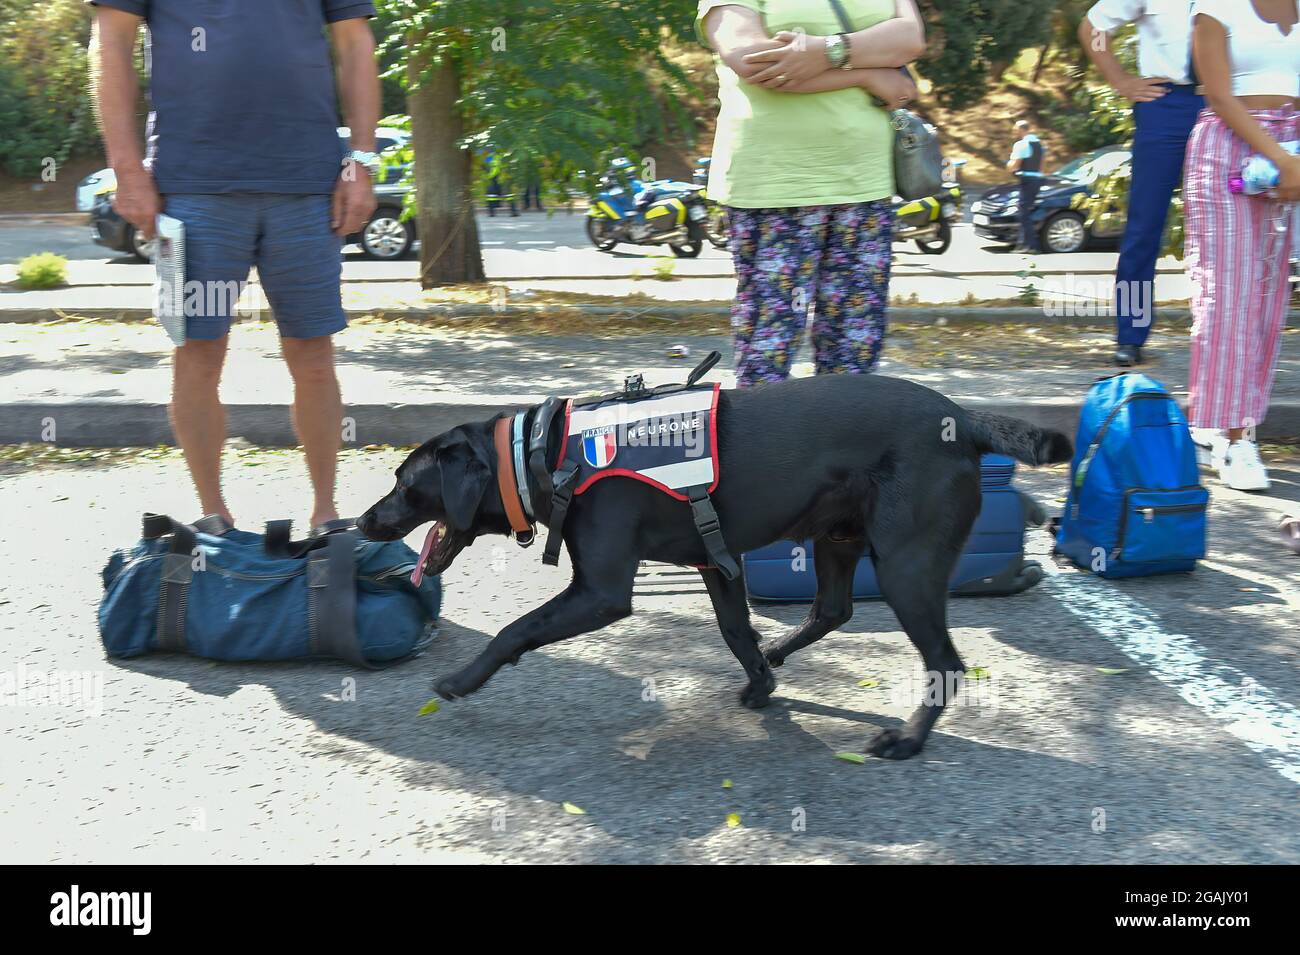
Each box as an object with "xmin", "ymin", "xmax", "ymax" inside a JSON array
[{"xmin": 1229, "ymin": 141, "xmax": 1300, "ymax": 195}]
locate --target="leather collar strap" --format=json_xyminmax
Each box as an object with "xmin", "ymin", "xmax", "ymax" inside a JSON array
[
  {"xmin": 511, "ymin": 411, "xmax": 534, "ymax": 522},
  {"xmin": 494, "ymin": 415, "xmax": 534, "ymax": 545}
]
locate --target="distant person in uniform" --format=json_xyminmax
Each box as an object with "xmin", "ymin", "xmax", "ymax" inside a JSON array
[
  {"xmin": 1080, "ymin": 1, "xmax": 1201, "ymax": 369},
  {"xmin": 484, "ymin": 152, "xmax": 518, "ymax": 217},
  {"xmin": 1006, "ymin": 119, "xmax": 1044, "ymax": 254}
]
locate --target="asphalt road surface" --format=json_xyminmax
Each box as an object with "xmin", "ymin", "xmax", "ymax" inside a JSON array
[{"xmin": 1, "ymin": 447, "xmax": 1297, "ymax": 863}]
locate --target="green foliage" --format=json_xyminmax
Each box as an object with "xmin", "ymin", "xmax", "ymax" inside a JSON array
[
  {"xmin": 916, "ymin": 0, "xmax": 1057, "ymax": 108},
  {"xmin": 0, "ymin": 0, "xmax": 99, "ymax": 179},
  {"xmin": 378, "ymin": 0, "xmax": 698, "ymax": 202},
  {"xmin": 15, "ymin": 253, "xmax": 70, "ymax": 290}
]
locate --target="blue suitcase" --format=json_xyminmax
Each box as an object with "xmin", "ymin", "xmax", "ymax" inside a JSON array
[{"xmin": 743, "ymin": 454, "xmax": 1045, "ymax": 601}]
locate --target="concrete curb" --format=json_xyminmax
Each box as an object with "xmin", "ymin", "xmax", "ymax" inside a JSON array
[
  {"xmin": 6, "ymin": 304, "xmax": 1300, "ymax": 327},
  {"xmin": 6, "ymin": 398, "xmax": 1298, "ymax": 447}
]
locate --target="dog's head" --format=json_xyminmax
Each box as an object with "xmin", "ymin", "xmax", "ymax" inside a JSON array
[{"xmin": 358, "ymin": 422, "xmax": 503, "ymax": 574}]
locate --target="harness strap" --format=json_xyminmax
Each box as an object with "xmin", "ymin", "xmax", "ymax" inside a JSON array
[
  {"xmin": 528, "ymin": 396, "xmax": 564, "ymax": 511},
  {"xmin": 494, "ymin": 414, "xmax": 535, "ymax": 546},
  {"xmin": 687, "ymin": 487, "xmax": 739, "ymax": 581},
  {"xmin": 141, "ymin": 513, "xmax": 196, "ymax": 653},
  {"xmin": 541, "ymin": 462, "xmax": 580, "ymax": 567}
]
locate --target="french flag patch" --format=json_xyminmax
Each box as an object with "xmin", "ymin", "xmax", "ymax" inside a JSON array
[{"xmin": 582, "ymin": 427, "xmax": 618, "ymax": 468}]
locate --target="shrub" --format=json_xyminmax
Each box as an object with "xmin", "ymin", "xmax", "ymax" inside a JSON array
[{"xmin": 15, "ymin": 252, "xmax": 69, "ymax": 290}]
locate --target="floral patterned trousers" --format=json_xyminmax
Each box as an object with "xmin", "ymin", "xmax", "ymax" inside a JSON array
[{"xmin": 727, "ymin": 200, "xmax": 893, "ymax": 387}]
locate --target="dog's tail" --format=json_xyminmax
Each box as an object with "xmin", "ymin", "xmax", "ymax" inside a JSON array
[{"xmin": 964, "ymin": 409, "xmax": 1073, "ymax": 467}]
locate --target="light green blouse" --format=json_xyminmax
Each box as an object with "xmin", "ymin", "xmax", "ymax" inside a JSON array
[{"xmin": 696, "ymin": 0, "xmax": 896, "ymax": 208}]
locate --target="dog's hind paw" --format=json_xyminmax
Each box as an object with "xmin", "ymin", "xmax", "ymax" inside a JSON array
[
  {"xmin": 865, "ymin": 727, "xmax": 924, "ymax": 760},
  {"xmin": 739, "ymin": 671, "xmax": 776, "ymax": 709}
]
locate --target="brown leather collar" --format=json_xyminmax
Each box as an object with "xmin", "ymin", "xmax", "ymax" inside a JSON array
[{"xmin": 494, "ymin": 415, "xmax": 533, "ymax": 539}]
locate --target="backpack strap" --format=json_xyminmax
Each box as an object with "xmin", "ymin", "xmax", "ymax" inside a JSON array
[{"xmin": 141, "ymin": 513, "xmax": 196, "ymax": 653}]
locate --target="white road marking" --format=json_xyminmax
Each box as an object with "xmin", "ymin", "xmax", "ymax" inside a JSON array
[{"xmin": 1040, "ymin": 557, "xmax": 1300, "ymax": 785}]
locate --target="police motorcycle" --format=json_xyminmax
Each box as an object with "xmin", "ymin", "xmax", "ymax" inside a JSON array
[
  {"xmin": 892, "ymin": 156, "xmax": 966, "ymax": 255},
  {"xmin": 692, "ymin": 157, "xmax": 731, "ymax": 250},
  {"xmin": 586, "ymin": 157, "xmax": 711, "ymax": 258}
]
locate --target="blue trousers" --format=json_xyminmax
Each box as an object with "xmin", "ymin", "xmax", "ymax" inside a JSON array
[
  {"xmin": 1018, "ymin": 177, "xmax": 1042, "ymax": 250},
  {"xmin": 1115, "ymin": 84, "xmax": 1204, "ymax": 345}
]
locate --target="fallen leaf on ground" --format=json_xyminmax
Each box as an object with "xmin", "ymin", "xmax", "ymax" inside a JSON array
[{"xmin": 562, "ymin": 802, "xmax": 586, "ymax": 815}]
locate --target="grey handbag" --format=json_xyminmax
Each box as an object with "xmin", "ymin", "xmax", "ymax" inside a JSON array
[{"xmin": 827, "ymin": 0, "xmax": 943, "ymax": 200}]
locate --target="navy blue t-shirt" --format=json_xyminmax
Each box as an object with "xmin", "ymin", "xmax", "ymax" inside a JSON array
[{"xmin": 88, "ymin": 0, "xmax": 375, "ymax": 194}]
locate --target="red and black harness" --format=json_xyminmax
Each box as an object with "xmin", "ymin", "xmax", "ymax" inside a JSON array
[{"xmin": 493, "ymin": 350, "xmax": 739, "ymax": 579}]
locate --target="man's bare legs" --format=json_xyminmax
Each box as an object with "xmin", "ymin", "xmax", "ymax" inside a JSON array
[
  {"xmin": 171, "ymin": 334, "xmax": 342, "ymax": 529},
  {"xmin": 281, "ymin": 334, "xmax": 342, "ymax": 529},
  {"xmin": 170, "ymin": 337, "xmax": 233, "ymax": 525}
]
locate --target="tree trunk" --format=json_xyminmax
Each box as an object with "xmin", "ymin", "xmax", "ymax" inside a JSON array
[
  {"xmin": 408, "ymin": 48, "xmax": 484, "ymax": 286},
  {"xmin": 1031, "ymin": 43, "xmax": 1051, "ymax": 84}
]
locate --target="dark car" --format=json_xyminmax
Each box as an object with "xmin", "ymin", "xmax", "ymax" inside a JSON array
[
  {"xmin": 77, "ymin": 127, "xmax": 415, "ymax": 262},
  {"xmin": 970, "ymin": 145, "xmax": 1130, "ymax": 253}
]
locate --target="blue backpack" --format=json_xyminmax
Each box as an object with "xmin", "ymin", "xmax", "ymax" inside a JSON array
[
  {"xmin": 1055, "ymin": 374, "xmax": 1208, "ymax": 578},
  {"xmin": 100, "ymin": 515, "xmax": 441, "ymax": 667}
]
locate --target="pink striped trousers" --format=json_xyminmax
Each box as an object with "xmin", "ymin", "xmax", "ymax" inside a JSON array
[{"xmin": 1183, "ymin": 106, "xmax": 1295, "ymax": 431}]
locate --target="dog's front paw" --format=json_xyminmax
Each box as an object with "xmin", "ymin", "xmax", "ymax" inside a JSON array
[
  {"xmin": 738, "ymin": 670, "xmax": 776, "ymax": 709},
  {"xmin": 865, "ymin": 727, "xmax": 924, "ymax": 761},
  {"xmin": 433, "ymin": 672, "xmax": 473, "ymax": 701}
]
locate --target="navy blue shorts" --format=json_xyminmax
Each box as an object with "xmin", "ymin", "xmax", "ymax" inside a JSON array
[{"xmin": 162, "ymin": 193, "xmax": 346, "ymax": 340}]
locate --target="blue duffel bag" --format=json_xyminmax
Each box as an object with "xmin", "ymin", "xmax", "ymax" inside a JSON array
[{"xmin": 100, "ymin": 514, "xmax": 441, "ymax": 667}]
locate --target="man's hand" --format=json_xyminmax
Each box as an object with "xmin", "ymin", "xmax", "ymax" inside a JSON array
[
  {"xmin": 331, "ymin": 162, "xmax": 376, "ymax": 237},
  {"xmin": 1114, "ymin": 74, "xmax": 1171, "ymax": 103},
  {"xmin": 744, "ymin": 31, "xmax": 831, "ymax": 87},
  {"xmin": 112, "ymin": 166, "xmax": 162, "ymax": 241}
]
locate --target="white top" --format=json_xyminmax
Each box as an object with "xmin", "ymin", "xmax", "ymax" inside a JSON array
[
  {"xmin": 1088, "ymin": 0, "xmax": 1196, "ymax": 85},
  {"xmin": 1194, "ymin": 0, "xmax": 1300, "ymax": 97}
]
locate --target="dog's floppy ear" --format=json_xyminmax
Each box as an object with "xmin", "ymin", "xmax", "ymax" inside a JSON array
[{"xmin": 436, "ymin": 430, "xmax": 492, "ymax": 532}]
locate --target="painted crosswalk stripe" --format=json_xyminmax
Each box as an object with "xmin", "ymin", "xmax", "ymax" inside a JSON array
[{"xmin": 1042, "ymin": 561, "xmax": 1300, "ymax": 785}]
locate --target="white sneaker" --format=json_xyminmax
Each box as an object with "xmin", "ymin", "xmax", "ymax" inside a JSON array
[
  {"xmin": 1218, "ymin": 440, "xmax": 1270, "ymax": 491},
  {"xmin": 1190, "ymin": 427, "xmax": 1229, "ymax": 470}
]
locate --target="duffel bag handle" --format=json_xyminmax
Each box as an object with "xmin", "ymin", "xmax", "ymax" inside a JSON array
[
  {"xmin": 140, "ymin": 513, "xmax": 197, "ymax": 653},
  {"xmin": 264, "ymin": 518, "xmax": 357, "ymax": 559}
]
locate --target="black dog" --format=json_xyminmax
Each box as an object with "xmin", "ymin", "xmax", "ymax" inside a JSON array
[{"xmin": 359, "ymin": 373, "xmax": 1071, "ymax": 759}]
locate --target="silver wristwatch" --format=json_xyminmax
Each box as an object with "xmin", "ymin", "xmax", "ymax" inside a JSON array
[
  {"xmin": 825, "ymin": 32, "xmax": 852, "ymax": 70},
  {"xmin": 343, "ymin": 149, "xmax": 381, "ymax": 176}
]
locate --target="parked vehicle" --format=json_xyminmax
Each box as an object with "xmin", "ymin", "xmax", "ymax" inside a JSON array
[
  {"xmin": 893, "ymin": 157, "xmax": 965, "ymax": 254},
  {"xmin": 971, "ymin": 145, "xmax": 1130, "ymax": 253},
  {"xmin": 76, "ymin": 127, "xmax": 415, "ymax": 262},
  {"xmin": 586, "ymin": 157, "xmax": 711, "ymax": 258},
  {"xmin": 692, "ymin": 157, "xmax": 730, "ymax": 250},
  {"xmin": 690, "ymin": 154, "xmax": 966, "ymax": 256}
]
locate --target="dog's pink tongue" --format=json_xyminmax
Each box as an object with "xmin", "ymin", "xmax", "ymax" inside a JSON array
[{"xmin": 411, "ymin": 522, "xmax": 442, "ymax": 587}]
